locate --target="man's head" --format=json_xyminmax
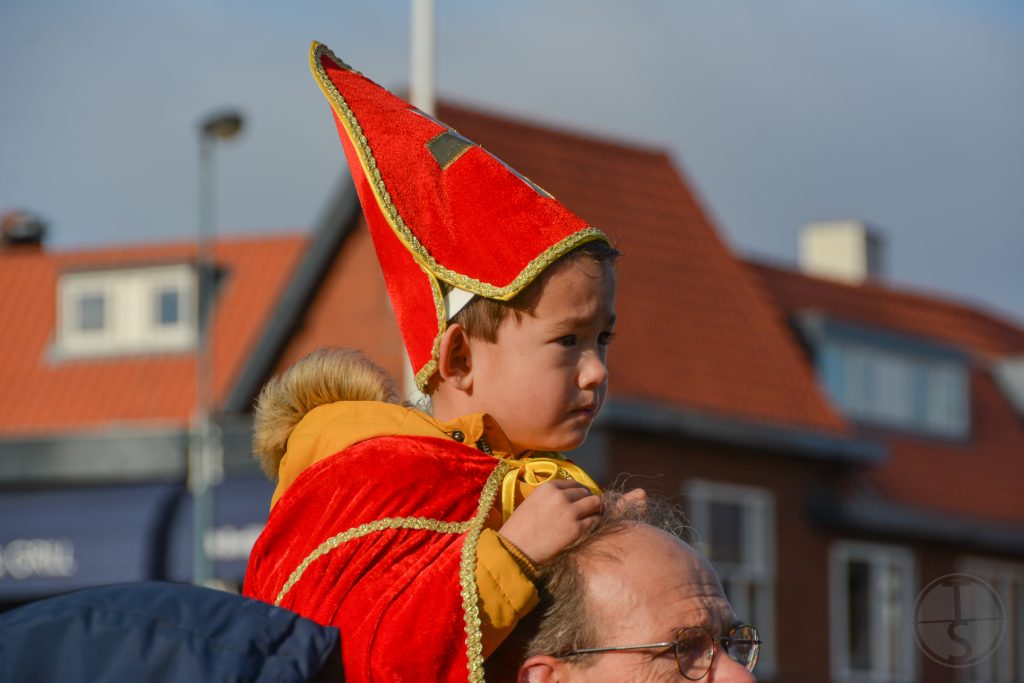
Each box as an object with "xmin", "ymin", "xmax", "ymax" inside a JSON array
[
  {"xmin": 429, "ymin": 242, "xmax": 619, "ymax": 455},
  {"xmin": 515, "ymin": 496, "xmax": 759, "ymax": 682}
]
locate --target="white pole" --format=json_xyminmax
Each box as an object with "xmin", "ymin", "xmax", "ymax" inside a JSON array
[
  {"xmin": 406, "ymin": 0, "xmax": 436, "ymax": 404},
  {"xmin": 410, "ymin": 0, "xmax": 435, "ymax": 115}
]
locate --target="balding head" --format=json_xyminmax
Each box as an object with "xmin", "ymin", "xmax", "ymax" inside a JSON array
[{"xmin": 512, "ymin": 494, "xmax": 758, "ymax": 682}]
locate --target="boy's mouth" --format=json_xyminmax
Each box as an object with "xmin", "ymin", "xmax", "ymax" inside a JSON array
[{"xmin": 571, "ymin": 403, "xmax": 599, "ymax": 418}]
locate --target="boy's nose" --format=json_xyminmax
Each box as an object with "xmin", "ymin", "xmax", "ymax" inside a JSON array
[{"xmin": 579, "ymin": 351, "xmax": 608, "ymax": 389}]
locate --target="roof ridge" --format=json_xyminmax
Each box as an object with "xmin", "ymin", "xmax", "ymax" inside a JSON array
[
  {"xmin": 746, "ymin": 257, "xmax": 1024, "ymax": 348},
  {"xmin": 436, "ymin": 98, "xmax": 670, "ymax": 160},
  {"xmin": 38, "ymin": 230, "xmax": 309, "ymax": 260}
]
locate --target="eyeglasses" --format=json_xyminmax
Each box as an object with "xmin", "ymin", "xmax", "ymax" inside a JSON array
[{"xmin": 566, "ymin": 624, "xmax": 760, "ymax": 680}]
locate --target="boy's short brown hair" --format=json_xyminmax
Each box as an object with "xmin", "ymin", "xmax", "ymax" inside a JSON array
[{"xmin": 450, "ymin": 240, "xmax": 620, "ymax": 343}]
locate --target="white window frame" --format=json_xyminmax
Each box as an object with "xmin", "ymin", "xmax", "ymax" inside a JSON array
[
  {"xmin": 685, "ymin": 479, "xmax": 776, "ymax": 679},
  {"xmin": 142, "ymin": 268, "xmax": 195, "ymax": 347},
  {"xmin": 830, "ymin": 541, "xmax": 917, "ymax": 683},
  {"xmin": 958, "ymin": 557, "xmax": 1024, "ymax": 683},
  {"xmin": 57, "ymin": 275, "xmax": 118, "ymax": 354},
  {"xmin": 56, "ymin": 264, "xmax": 197, "ymax": 358}
]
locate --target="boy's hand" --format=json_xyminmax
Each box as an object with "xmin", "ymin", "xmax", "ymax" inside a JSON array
[{"xmin": 498, "ymin": 479, "xmax": 601, "ymax": 565}]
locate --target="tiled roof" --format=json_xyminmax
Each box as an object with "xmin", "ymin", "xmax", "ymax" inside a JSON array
[
  {"xmin": 749, "ymin": 261, "xmax": 1024, "ymax": 357},
  {"xmin": 271, "ymin": 224, "xmax": 406, "ymax": 383},
  {"xmin": 440, "ymin": 103, "xmax": 847, "ymax": 434},
  {"xmin": 862, "ymin": 368, "xmax": 1024, "ymax": 525},
  {"xmin": 749, "ymin": 260, "xmax": 1024, "ymax": 524},
  {"xmin": 0, "ymin": 234, "xmax": 307, "ymax": 436}
]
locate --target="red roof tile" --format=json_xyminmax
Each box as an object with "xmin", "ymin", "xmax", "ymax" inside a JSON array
[
  {"xmin": 440, "ymin": 104, "xmax": 846, "ymax": 434},
  {"xmin": 749, "ymin": 260, "xmax": 1024, "ymax": 524},
  {"xmin": 0, "ymin": 234, "xmax": 307, "ymax": 436},
  {"xmin": 273, "ymin": 225, "xmax": 406, "ymax": 383},
  {"xmin": 750, "ymin": 261, "xmax": 1024, "ymax": 358},
  {"xmin": 860, "ymin": 369, "xmax": 1024, "ymax": 524}
]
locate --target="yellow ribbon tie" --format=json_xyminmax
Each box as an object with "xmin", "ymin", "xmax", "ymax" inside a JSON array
[{"xmin": 500, "ymin": 456, "xmax": 602, "ymax": 522}]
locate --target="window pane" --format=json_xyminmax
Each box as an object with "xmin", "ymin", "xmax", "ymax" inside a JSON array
[
  {"xmin": 882, "ymin": 561, "xmax": 904, "ymax": 674},
  {"xmin": 710, "ymin": 500, "xmax": 743, "ymax": 564},
  {"xmin": 912, "ymin": 364, "xmax": 929, "ymax": 425},
  {"xmin": 926, "ymin": 365, "xmax": 969, "ymax": 436},
  {"xmin": 157, "ymin": 289, "xmax": 180, "ymax": 325},
  {"xmin": 821, "ymin": 344, "xmax": 845, "ymax": 406},
  {"xmin": 847, "ymin": 559, "xmax": 871, "ymax": 671},
  {"xmin": 875, "ymin": 352, "xmax": 912, "ymax": 423},
  {"xmin": 77, "ymin": 293, "xmax": 105, "ymax": 331},
  {"xmin": 843, "ymin": 348, "xmax": 863, "ymax": 412}
]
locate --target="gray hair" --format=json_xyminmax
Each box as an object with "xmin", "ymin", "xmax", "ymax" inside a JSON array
[{"xmin": 488, "ymin": 491, "xmax": 692, "ymax": 674}]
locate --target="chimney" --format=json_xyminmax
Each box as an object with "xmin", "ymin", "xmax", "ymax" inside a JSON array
[
  {"xmin": 1, "ymin": 210, "xmax": 47, "ymax": 250},
  {"xmin": 798, "ymin": 219, "xmax": 883, "ymax": 284}
]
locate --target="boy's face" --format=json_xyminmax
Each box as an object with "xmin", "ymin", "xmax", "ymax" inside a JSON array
[{"xmin": 467, "ymin": 258, "xmax": 617, "ymax": 454}]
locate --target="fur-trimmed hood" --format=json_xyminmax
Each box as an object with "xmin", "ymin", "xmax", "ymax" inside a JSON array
[{"xmin": 252, "ymin": 348, "xmax": 400, "ymax": 479}]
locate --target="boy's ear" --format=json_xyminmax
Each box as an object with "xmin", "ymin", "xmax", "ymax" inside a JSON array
[{"xmin": 437, "ymin": 323, "xmax": 473, "ymax": 390}]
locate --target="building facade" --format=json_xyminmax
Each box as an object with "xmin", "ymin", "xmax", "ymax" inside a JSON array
[{"xmin": 2, "ymin": 104, "xmax": 1021, "ymax": 682}]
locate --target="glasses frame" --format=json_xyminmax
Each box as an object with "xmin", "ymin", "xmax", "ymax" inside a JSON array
[{"xmin": 565, "ymin": 624, "xmax": 760, "ymax": 680}]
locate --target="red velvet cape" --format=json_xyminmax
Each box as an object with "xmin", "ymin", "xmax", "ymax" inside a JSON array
[{"xmin": 244, "ymin": 436, "xmax": 506, "ymax": 682}]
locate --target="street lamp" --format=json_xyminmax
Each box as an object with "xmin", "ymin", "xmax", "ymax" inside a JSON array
[{"xmin": 190, "ymin": 109, "xmax": 244, "ymax": 587}]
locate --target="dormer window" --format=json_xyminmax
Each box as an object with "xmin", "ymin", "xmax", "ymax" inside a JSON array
[
  {"xmin": 820, "ymin": 343, "xmax": 968, "ymax": 437},
  {"xmin": 56, "ymin": 264, "xmax": 197, "ymax": 359},
  {"xmin": 798, "ymin": 313, "xmax": 970, "ymax": 439}
]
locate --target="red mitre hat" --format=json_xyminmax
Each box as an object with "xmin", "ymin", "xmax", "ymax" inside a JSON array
[{"xmin": 309, "ymin": 41, "xmax": 610, "ymax": 389}]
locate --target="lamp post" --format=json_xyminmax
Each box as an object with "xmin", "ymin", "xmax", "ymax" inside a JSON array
[{"xmin": 190, "ymin": 110, "xmax": 244, "ymax": 587}]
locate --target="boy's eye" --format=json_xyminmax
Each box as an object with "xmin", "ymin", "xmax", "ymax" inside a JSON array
[
  {"xmin": 556, "ymin": 335, "xmax": 577, "ymax": 347},
  {"xmin": 598, "ymin": 331, "xmax": 616, "ymax": 346}
]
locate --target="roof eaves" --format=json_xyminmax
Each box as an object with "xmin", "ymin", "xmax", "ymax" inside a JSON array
[
  {"xmin": 222, "ymin": 180, "xmax": 361, "ymax": 415},
  {"xmin": 600, "ymin": 398, "xmax": 885, "ymax": 464},
  {"xmin": 794, "ymin": 310, "xmax": 973, "ymax": 362},
  {"xmin": 0, "ymin": 416, "xmax": 258, "ymax": 487},
  {"xmin": 810, "ymin": 492, "xmax": 1024, "ymax": 555},
  {"xmin": 0, "ymin": 426, "xmax": 188, "ymax": 486}
]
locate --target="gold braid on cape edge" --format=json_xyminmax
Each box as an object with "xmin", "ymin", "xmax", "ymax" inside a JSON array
[
  {"xmin": 462, "ymin": 460, "xmax": 508, "ymax": 683},
  {"xmin": 273, "ymin": 516, "xmax": 471, "ymax": 606},
  {"xmin": 309, "ymin": 41, "xmax": 611, "ymax": 304},
  {"xmin": 270, "ymin": 459, "xmax": 506, "ymax": 681}
]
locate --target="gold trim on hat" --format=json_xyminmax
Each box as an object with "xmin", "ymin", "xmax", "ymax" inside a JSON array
[
  {"xmin": 414, "ymin": 269, "xmax": 447, "ymax": 391},
  {"xmin": 310, "ymin": 41, "xmax": 610, "ymax": 303}
]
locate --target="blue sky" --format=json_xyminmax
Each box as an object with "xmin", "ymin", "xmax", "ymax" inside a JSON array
[{"xmin": 2, "ymin": 0, "xmax": 1022, "ymax": 324}]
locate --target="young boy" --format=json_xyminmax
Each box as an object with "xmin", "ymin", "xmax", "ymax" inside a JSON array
[{"xmin": 243, "ymin": 42, "xmax": 637, "ymax": 683}]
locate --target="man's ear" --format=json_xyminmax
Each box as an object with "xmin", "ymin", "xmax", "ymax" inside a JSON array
[
  {"xmin": 437, "ymin": 323, "xmax": 473, "ymax": 390},
  {"xmin": 518, "ymin": 655, "xmax": 564, "ymax": 682}
]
